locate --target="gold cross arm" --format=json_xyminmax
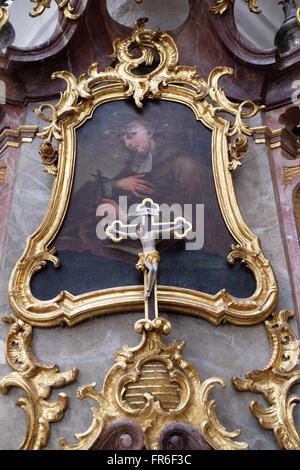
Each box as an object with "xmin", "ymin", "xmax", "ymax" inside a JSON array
[
  {"xmin": 106, "ymin": 220, "xmax": 138, "ymax": 243},
  {"xmin": 152, "ymin": 217, "xmax": 192, "ymax": 239},
  {"xmin": 106, "ymin": 199, "xmax": 193, "ymax": 242}
]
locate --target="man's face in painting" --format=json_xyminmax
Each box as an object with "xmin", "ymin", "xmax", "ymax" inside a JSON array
[{"xmin": 120, "ymin": 121, "xmax": 154, "ymax": 155}]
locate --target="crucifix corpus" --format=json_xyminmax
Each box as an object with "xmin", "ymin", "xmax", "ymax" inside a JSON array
[{"xmin": 106, "ymin": 198, "xmax": 192, "ymax": 320}]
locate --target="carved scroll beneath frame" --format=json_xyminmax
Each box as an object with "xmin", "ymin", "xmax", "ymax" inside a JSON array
[
  {"xmin": 0, "ymin": 316, "xmax": 78, "ymax": 450},
  {"xmin": 8, "ymin": 18, "xmax": 278, "ymax": 327},
  {"xmin": 233, "ymin": 311, "xmax": 300, "ymax": 450}
]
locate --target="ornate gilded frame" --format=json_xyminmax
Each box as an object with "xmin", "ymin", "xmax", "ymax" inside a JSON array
[{"xmin": 9, "ymin": 18, "xmax": 278, "ymax": 327}]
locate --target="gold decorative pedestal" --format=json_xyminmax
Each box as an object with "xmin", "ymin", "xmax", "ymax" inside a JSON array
[{"xmin": 60, "ymin": 317, "xmax": 247, "ymax": 450}]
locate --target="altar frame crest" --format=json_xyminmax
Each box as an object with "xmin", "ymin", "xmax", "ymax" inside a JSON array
[{"xmin": 9, "ymin": 17, "xmax": 278, "ymax": 327}]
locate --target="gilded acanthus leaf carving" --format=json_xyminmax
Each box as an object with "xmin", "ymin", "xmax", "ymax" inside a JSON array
[
  {"xmin": 232, "ymin": 311, "xmax": 300, "ymax": 450},
  {"xmin": 206, "ymin": 68, "xmax": 264, "ymax": 170},
  {"xmin": 35, "ymin": 19, "xmax": 261, "ymax": 172},
  {"xmin": 0, "ymin": 5, "xmax": 9, "ymax": 30},
  {"xmin": 0, "ymin": 316, "xmax": 78, "ymax": 450}
]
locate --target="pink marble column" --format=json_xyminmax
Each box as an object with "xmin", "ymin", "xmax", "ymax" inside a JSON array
[{"xmin": 0, "ymin": 105, "xmax": 26, "ymax": 257}]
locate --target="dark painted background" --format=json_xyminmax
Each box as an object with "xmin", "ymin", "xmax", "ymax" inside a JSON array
[{"xmin": 31, "ymin": 99, "xmax": 255, "ymax": 299}]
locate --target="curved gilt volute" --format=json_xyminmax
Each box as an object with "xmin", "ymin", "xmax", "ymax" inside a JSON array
[
  {"xmin": 233, "ymin": 311, "xmax": 300, "ymax": 450},
  {"xmin": 0, "ymin": 316, "xmax": 78, "ymax": 450},
  {"xmin": 9, "ymin": 18, "xmax": 277, "ymax": 327}
]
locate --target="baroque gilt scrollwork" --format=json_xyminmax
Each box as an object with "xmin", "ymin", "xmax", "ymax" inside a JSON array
[
  {"xmin": 0, "ymin": 316, "xmax": 78, "ymax": 450},
  {"xmin": 39, "ymin": 142, "xmax": 58, "ymax": 176},
  {"xmin": 8, "ymin": 17, "xmax": 278, "ymax": 327},
  {"xmin": 30, "ymin": 0, "xmax": 81, "ymax": 20},
  {"xmin": 60, "ymin": 317, "xmax": 248, "ymax": 450},
  {"xmin": 210, "ymin": 0, "xmax": 261, "ymax": 15},
  {"xmin": 232, "ymin": 311, "xmax": 300, "ymax": 450},
  {"xmin": 0, "ymin": 125, "xmax": 38, "ymax": 154}
]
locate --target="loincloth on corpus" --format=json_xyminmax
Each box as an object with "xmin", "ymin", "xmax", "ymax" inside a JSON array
[{"xmin": 136, "ymin": 251, "xmax": 160, "ymax": 271}]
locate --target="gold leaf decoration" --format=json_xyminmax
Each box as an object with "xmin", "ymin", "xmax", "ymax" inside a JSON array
[
  {"xmin": 0, "ymin": 166, "xmax": 6, "ymax": 185},
  {"xmin": 8, "ymin": 18, "xmax": 278, "ymax": 328},
  {"xmin": 210, "ymin": 0, "xmax": 235, "ymax": 15},
  {"xmin": 210, "ymin": 0, "xmax": 261, "ymax": 15},
  {"xmin": 0, "ymin": 126, "xmax": 38, "ymax": 154},
  {"xmin": 60, "ymin": 318, "xmax": 248, "ymax": 450},
  {"xmin": 29, "ymin": 0, "xmax": 80, "ymax": 20},
  {"xmin": 39, "ymin": 141, "xmax": 58, "ymax": 176},
  {"xmin": 0, "ymin": 316, "xmax": 79, "ymax": 450},
  {"xmin": 232, "ymin": 311, "xmax": 300, "ymax": 450}
]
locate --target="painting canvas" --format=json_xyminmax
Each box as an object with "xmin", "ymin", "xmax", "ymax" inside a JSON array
[{"xmin": 31, "ymin": 99, "xmax": 255, "ymax": 300}]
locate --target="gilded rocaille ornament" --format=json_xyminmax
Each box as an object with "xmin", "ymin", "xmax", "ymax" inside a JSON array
[
  {"xmin": 30, "ymin": 0, "xmax": 81, "ymax": 20},
  {"xmin": 232, "ymin": 311, "xmax": 300, "ymax": 450},
  {"xmin": 9, "ymin": 18, "xmax": 277, "ymax": 327},
  {"xmin": 39, "ymin": 141, "xmax": 58, "ymax": 176},
  {"xmin": 210, "ymin": 0, "xmax": 261, "ymax": 15},
  {"xmin": 0, "ymin": 125, "xmax": 38, "ymax": 154},
  {"xmin": 0, "ymin": 124, "xmax": 37, "ymax": 189},
  {"xmin": 60, "ymin": 317, "xmax": 248, "ymax": 450},
  {"xmin": 0, "ymin": 316, "xmax": 78, "ymax": 450}
]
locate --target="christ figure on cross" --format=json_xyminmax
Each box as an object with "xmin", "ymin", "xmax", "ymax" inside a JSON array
[
  {"xmin": 106, "ymin": 199, "xmax": 192, "ymax": 299},
  {"xmin": 135, "ymin": 218, "xmax": 189, "ymax": 298}
]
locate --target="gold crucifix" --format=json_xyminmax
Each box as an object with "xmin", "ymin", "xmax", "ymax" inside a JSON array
[{"xmin": 106, "ymin": 198, "xmax": 192, "ymax": 320}]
